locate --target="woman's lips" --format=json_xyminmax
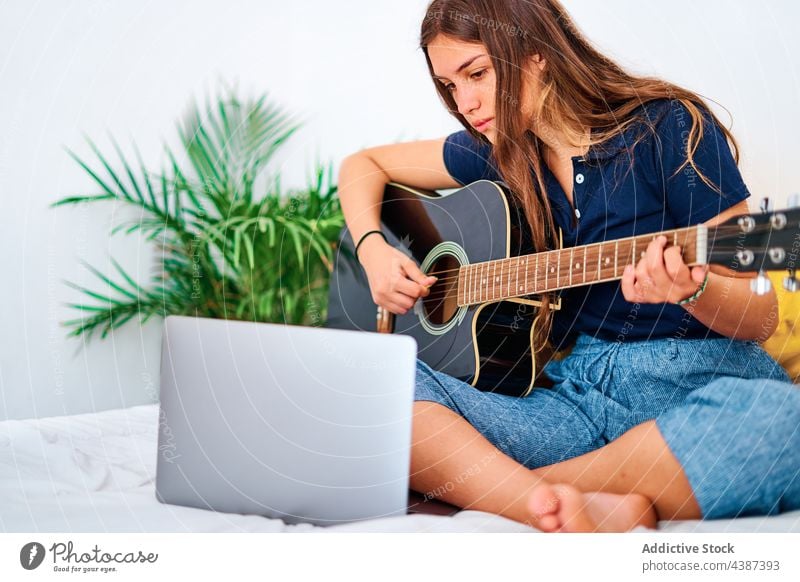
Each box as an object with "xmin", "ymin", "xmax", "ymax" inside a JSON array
[{"xmin": 474, "ymin": 118, "xmax": 493, "ymax": 132}]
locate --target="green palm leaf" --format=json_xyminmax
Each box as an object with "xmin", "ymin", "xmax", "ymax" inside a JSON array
[{"xmin": 54, "ymin": 86, "xmax": 344, "ymax": 341}]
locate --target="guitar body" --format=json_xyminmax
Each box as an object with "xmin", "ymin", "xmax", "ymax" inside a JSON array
[
  {"xmin": 329, "ymin": 182, "xmax": 800, "ymax": 396},
  {"xmin": 326, "ymin": 180, "xmax": 555, "ymax": 397}
]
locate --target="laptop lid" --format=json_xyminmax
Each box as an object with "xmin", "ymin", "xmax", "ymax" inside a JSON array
[{"xmin": 156, "ymin": 315, "xmax": 417, "ymax": 526}]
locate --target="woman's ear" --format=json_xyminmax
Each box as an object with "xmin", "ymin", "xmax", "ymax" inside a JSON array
[{"xmin": 521, "ymin": 54, "xmax": 545, "ymax": 85}]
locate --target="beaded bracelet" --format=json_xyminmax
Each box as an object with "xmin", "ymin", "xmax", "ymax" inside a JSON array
[
  {"xmin": 354, "ymin": 229, "xmax": 387, "ymax": 262},
  {"xmin": 676, "ymin": 273, "xmax": 709, "ymax": 305}
]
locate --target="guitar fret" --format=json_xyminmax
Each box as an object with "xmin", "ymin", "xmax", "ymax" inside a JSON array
[
  {"xmin": 500, "ymin": 259, "xmax": 508, "ymax": 299},
  {"xmin": 489, "ymin": 262, "xmax": 493, "ymax": 300},
  {"xmin": 472, "ymin": 263, "xmax": 481, "ymax": 301},
  {"xmin": 474, "ymin": 263, "xmax": 479, "ymax": 304},
  {"xmin": 568, "ymin": 247, "xmax": 574, "ymax": 287},
  {"xmin": 491, "ymin": 261, "xmax": 495, "ymax": 301},
  {"xmin": 473, "ymin": 263, "xmax": 478, "ymax": 303},
  {"xmin": 458, "ymin": 266, "xmax": 462, "ymax": 304},
  {"xmin": 614, "ymin": 241, "xmax": 619, "ymax": 277},
  {"xmin": 524, "ymin": 257, "xmax": 528, "ymax": 295},
  {"xmin": 501, "ymin": 259, "xmax": 506, "ymax": 299},
  {"xmin": 482, "ymin": 262, "xmax": 486, "ymax": 301},
  {"xmin": 535, "ymin": 253, "xmax": 539, "ymax": 293},
  {"xmin": 471, "ymin": 263, "xmax": 476, "ymax": 304},
  {"xmin": 597, "ymin": 243, "xmax": 603, "ymax": 281},
  {"xmin": 557, "ymin": 249, "xmax": 562, "ymax": 289},
  {"xmin": 583, "ymin": 246, "xmax": 588, "ymax": 285},
  {"xmin": 507, "ymin": 258, "xmax": 512, "ymax": 297},
  {"xmin": 500, "ymin": 258, "xmax": 505, "ymax": 299},
  {"xmin": 472, "ymin": 263, "xmax": 481, "ymax": 303},
  {"xmin": 481, "ymin": 262, "xmax": 486, "ymax": 302},
  {"xmin": 544, "ymin": 251, "xmax": 549, "ymax": 291},
  {"xmin": 506, "ymin": 258, "xmax": 510, "ymax": 297},
  {"xmin": 484, "ymin": 262, "xmax": 488, "ymax": 302},
  {"xmin": 480, "ymin": 263, "xmax": 484, "ymax": 302},
  {"xmin": 499, "ymin": 259, "xmax": 504, "ymax": 299},
  {"xmin": 473, "ymin": 263, "xmax": 477, "ymax": 302},
  {"xmin": 461, "ymin": 264, "xmax": 465, "ymax": 305},
  {"xmin": 494, "ymin": 260, "xmax": 499, "ymax": 300},
  {"xmin": 498, "ymin": 259, "xmax": 502, "ymax": 300},
  {"xmin": 469, "ymin": 264, "xmax": 473, "ymax": 304},
  {"xmin": 462, "ymin": 265, "xmax": 467, "ymax": 304}
]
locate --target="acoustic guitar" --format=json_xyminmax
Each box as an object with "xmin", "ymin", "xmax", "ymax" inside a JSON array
[{"xmin": 326, "ymin": 180, "xmax": 800, "ymax": 397}]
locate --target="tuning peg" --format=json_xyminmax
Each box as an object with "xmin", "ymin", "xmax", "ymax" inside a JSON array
[
  {"xmin": 787, "ymin": 193, "xmax": 800, "ymax": 209},
  {"xmin": 760, "ymin": 197, "xmax": 772, "ymax": 214},
  {"xmin": 737, "ymin": 216, "xmax": 755, "ymax": 234},
  {"xmin": 751, "ymin": 270, "xmax": 772, "ymax": 295},
  {"xmin": 768, "ymin": 247, "xmax": 786, "ymax": 263},
  {"xmin": 784, "ymin": 270, "xmax": 800, "ymax": 292},
  {"xmin": 770, "ymin": 213, "xmax": 787, "ymax": 230}
]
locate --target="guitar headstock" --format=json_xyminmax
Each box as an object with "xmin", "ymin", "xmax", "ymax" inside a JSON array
[{"xmin": 706, "ymin": 205, "xmax": 800, "ymax": 294}]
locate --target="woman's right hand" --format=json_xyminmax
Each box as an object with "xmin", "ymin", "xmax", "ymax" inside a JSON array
[{"xmin": 357, "ymin": 236, "xmax": 437, "ymax": 315}]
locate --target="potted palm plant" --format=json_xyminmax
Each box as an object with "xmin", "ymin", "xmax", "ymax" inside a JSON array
[{"xmin": 53, "ymin": 88, "xmax": 345, "ymax": 339}]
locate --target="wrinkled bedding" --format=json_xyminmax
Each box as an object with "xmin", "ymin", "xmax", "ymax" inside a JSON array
[{"xmin": 1, "ymin": 404, "xmax": 798, "ymax": 533}]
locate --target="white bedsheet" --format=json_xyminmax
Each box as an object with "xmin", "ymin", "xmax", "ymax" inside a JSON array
[{"xmin": 1, "ymin": 404, "xmax": 798, "ymax": 533}]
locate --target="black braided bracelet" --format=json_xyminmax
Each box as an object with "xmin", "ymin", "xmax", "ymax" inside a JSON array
[{"xmin": 354, "ymin": 229, "xmax": 387, "ymax": 262}]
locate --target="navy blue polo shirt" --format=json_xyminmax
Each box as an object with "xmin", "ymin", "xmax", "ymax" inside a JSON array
[{"xmin": 442, "ymin": 98, "xmax": 750, "ymax": 347}]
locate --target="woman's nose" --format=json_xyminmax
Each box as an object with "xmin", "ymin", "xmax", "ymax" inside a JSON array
[{"xmin": 455, "ymin": 87, "xmax": 480, "ymax": 116}]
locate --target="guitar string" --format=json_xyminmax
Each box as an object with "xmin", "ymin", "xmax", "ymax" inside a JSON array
[
  {"xmin": 419, "ymin": 238, "xmax": 792, "ymax": 302},
  {"xmin": 420, "ymin": 252, "xmax": 783, "ymax": 305},
  {"xmin": 399, "ymin": 220, "xmax": 793, "ymax": 306},
  {"xmin": 421, "ymin": 246, "xmax": 779, "ymax": 289},
  {"xmin": 415, "ymin": 223, "xmax": 787, "ymax": 281},
  {"xmin": 421, "ymin": 260, "xmax": 793, "ymax": 302},
  {"xmin": 421, "ymin": 244, "xmax": 789, "ymax": 295}
]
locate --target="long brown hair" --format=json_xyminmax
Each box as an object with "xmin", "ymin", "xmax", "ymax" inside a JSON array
[{"xmin": 420, "ymin": 0, "xmax": 740, "ymax": 350}]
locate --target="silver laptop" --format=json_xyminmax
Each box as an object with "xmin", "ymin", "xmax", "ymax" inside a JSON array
[{"xmin": 155, "ymin": 315, "xmax": 421, "ymax": 526}]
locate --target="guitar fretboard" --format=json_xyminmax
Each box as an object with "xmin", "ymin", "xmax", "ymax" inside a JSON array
[{"xmin": 457, "ymin": 225, "xmax": 706, "ymax": 306}]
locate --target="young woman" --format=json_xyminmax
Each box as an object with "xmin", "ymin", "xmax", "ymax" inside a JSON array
[{"xmin": 337, "ymin": 0, "xmax": 800, "ymax": 531}]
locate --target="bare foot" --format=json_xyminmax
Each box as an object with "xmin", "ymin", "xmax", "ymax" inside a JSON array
[{"xmin": 526, "ymin": 482, "xmax": 657, "ymax": 532}]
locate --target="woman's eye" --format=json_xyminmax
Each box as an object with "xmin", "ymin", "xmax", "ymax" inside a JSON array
[{"xmin": 443, "ymin": 70, "xmax": 487, "ymax": 93}]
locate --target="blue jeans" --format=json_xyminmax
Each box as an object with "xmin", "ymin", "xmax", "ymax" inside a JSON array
[{"xmin": 414, "ymin": 334, "xmax": 800, "ymax": 519}]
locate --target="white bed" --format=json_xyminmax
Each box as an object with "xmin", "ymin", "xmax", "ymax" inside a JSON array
[{"xmin": 2, "ymin": 404, "xmax": 799, "ymax": 533}]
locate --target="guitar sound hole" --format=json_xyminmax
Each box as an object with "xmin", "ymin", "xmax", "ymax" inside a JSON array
[{"xmin": 421, "ymin": 254, "xmax": 461, "ymax": 325}]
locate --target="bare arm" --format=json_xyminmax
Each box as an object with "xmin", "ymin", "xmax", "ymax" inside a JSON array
[
  {"xmin": 680, "ymin": 201, "xmax": 778, "ymax": 341},
  {"xmin": 622, "ymin": 200, "xmax": 779, "ymax": 341},
  {"xmin": 337, "ymin": 138, "xmax": 461, "ymax": 313},
  {"xmin": 338, "ymin": 138, "xmax": 460, "ymax": 258}
]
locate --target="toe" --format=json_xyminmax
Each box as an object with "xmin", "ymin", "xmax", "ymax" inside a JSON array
[
  {"xmin": 526, "ymin": 483, "xmax": 562, "ymax": 532},
  {"xmin": 551, "ymin": 484, "xmax": 598, "ymax": 533}
]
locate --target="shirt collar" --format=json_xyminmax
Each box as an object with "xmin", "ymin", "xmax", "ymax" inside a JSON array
[
  {"xmin": 584, "ymin": 127, "xmax": 637, "ymax": 161},
  {"xmin": 584, "ymin": 101, "xmax": 668, "ymax": 161}
]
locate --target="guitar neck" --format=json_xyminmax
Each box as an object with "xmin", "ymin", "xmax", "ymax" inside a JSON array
[{"xmin": 457, "ymin": 225, "xmax": 708, "ymax": 305}]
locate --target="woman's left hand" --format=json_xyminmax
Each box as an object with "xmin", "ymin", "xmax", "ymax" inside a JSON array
[{"xmin": 620, "ymin": 235, "xmax": 709, "ymax": 305}]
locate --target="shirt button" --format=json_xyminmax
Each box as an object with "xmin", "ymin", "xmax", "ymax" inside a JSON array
[
  {"xmin": 575, "ymin": 208, "xmax": 581, "ymax": 219},
  {"xmin": 575, "ymin": 173, "xmax": 585, "ymax": 184}
]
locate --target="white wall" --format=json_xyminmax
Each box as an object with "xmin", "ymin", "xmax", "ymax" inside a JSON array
[{"xmin": 1, "ymin": 0, "xmax": 798, "ymax": 420}]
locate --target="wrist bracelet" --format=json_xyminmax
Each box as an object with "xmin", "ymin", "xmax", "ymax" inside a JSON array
[
  {"xmin": 354, "ymin": 229, "xmax": 387, "ymax": 262},
  {"xmin": 676, "ymin": 273, "xmax": 709, "ymax": 305}
]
